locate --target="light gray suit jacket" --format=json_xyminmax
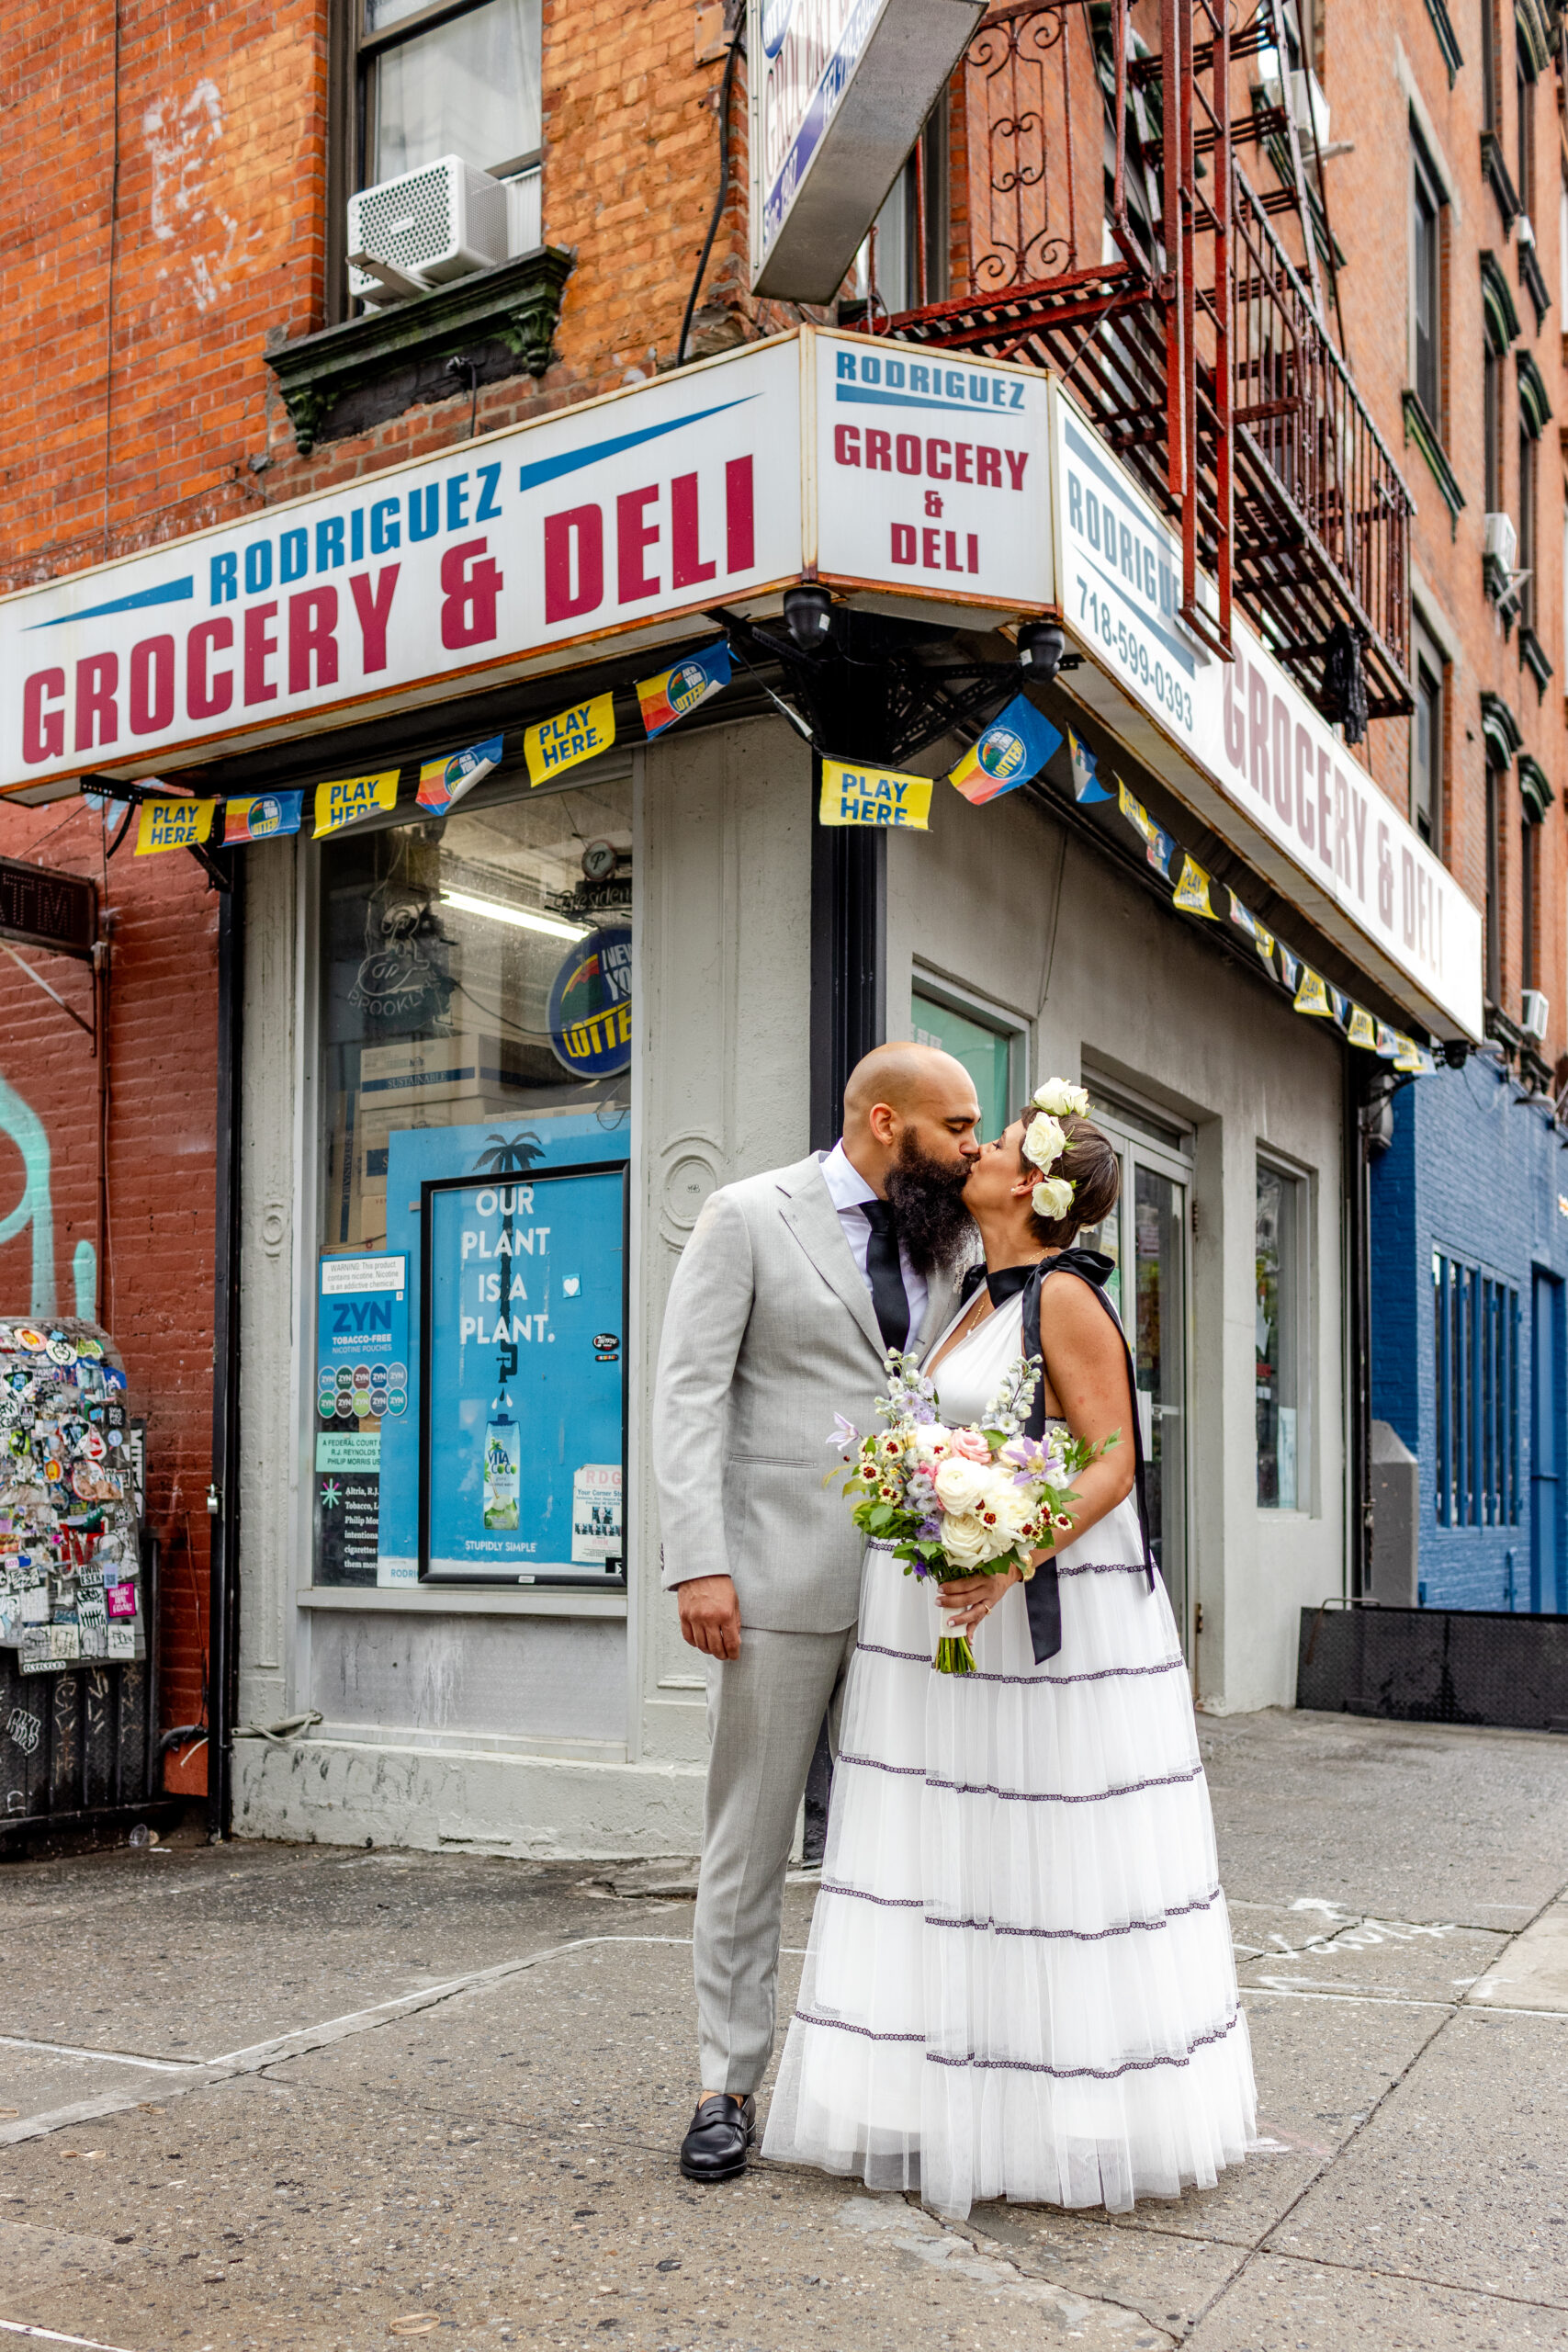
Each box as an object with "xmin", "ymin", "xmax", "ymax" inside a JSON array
[{"xmin": 653, "ymin": 1152, "xmax": 962, "ymax": 1634}]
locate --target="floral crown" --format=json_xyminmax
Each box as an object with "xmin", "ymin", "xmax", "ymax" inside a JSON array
[{"xmin": 1022, "ymin": 1078, "xmax": 1090, "ymax": 1222}]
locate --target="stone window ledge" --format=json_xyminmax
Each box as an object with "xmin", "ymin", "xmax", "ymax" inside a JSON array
[{"xmin": 266, "ymin": 246, "xmax": 574, "ymax": 456}]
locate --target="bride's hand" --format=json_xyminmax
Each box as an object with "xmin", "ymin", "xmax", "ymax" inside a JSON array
[{"xmin": 936, "ymin": 1566, "xmax": 1022, "ymax": 1635}]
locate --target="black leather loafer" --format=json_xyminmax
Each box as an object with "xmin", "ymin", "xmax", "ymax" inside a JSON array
[{"xmin": 678, "ymin": 2091, "xmax": 756, "ymax": 2182}]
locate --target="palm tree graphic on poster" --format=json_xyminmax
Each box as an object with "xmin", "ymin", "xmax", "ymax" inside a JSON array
[{"xmin": 471, "ymin": 1132, "xmax": 545, "ymax": 1531}]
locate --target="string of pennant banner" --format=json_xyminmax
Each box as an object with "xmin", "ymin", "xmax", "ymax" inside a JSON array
[{"xmin": 103, "ymin": 629, "xmax": 1436, "ymax": 1077}]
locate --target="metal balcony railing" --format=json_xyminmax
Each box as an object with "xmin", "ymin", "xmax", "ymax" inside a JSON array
[{"xmin": 874, "ymin": 0, "xmax": 1415, "ymax": 721}]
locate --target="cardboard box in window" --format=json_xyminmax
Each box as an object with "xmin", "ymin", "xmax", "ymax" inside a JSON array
[{"xmin": 356, "ymin": 1031, "xmax": 536, "ymax": 1112}]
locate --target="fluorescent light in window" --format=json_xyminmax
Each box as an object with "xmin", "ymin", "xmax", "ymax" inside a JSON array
[{"xmin": 439, "ymin": 888, "xmax": 588, "ymax": 942}]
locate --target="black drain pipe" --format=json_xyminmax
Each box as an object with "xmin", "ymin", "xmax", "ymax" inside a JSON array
[{"xmin": 208, "ymin": 854, "xmax": 245, "ymax": 1839}]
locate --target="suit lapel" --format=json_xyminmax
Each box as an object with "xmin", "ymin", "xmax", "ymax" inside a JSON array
[
  {"xmin": 777, "ymin": 1160, "xmax": 886, "ymax": 1363},
  {"xmin": 915, "ymin": 1265, "xmax": 964, "ymax": 1353}
]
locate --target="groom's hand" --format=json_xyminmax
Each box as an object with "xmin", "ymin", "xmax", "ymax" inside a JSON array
[{"xmin": 677, "ymin": 1574, "xmax": 742, "ymax": 1660}]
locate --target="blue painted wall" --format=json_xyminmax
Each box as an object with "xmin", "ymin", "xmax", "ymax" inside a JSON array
[{"xmin": 1370, "ymin": 1057, "xmax": 1568, "ymax": 1611}]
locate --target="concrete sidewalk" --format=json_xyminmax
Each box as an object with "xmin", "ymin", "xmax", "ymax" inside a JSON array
[{"xmin": 2, "ymin": 1708, "xmax": 1565, "ymax": 2351}]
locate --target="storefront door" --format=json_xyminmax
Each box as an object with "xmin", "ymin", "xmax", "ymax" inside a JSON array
[{"xmin": 1081, "ymin": 1109, "xmax": 1193, "ymax": 1649}]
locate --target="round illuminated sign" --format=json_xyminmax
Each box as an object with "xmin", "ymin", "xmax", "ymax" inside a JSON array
[{"xmin": 547, "ymin": 925, "xmax": 632, "ymax": 1080}]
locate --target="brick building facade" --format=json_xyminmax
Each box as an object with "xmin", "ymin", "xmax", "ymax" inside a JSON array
[{"xmin": 0, "ymin": 0, "xmax": 1553, "ymax": 1836}]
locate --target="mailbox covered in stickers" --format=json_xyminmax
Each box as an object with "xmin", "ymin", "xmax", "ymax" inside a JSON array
[{"xmin": 0, "ymin": 1317, "xmax": 142, "ymax": 1674}]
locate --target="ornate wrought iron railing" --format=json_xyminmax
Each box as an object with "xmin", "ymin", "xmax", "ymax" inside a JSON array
[{"xmin": 879, "ymin": 0, "xmax": 1415, "ymax": 721}]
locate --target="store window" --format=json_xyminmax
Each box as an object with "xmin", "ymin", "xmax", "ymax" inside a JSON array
[
  {"xmin": 1256, "ymin": 1160, "xmax": 1306, "ymax": 1510},
  {"xmin": 909, "ymin": 985, "xmax": 1019, "ymax": 1141},
  {"xmin": 313, "ymin": 772, "xmax": 632, "ymax": 1589},
  {"xmin": 1434, "ymin": 1251, "xmax": 1519, "ymax": 1527},
  {"xmin": 360, "ymin": 0, "xmax": 543, "ymax": 185}
]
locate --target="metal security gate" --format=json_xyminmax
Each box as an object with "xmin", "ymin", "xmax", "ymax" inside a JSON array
[{"xmin": 0, "ymin": 1535, "xmax": 176, "ymax": 1854}]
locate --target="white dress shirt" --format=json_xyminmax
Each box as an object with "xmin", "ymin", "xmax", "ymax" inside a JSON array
[{"xmin": 820, "ymin": 1140, "xmax": 928, "ymax": 1342}]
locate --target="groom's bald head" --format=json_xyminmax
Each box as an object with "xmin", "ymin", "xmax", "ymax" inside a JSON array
[{"xmin": 841, "ymin": 1042, "xmax": 982, "ymax": 1192}]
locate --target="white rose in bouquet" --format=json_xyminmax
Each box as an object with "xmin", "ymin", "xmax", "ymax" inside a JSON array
[
  {"xmin": 983, "ymin": 1475, "xmax": 1037, "ymax": 1549},
  {"xmin": 933, "ymin": 1455, "xmax": 991, "ymax": 1516},
  {"xmin": 942, "ymin": 1511, "xmax": 991, "ymax": 1571},
  {"xmin": 913, "ymin": 1424, "xmax": 956, "ymax": 1464}
]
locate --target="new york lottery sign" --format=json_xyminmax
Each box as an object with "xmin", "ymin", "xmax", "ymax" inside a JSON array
[{"xmin": 0, "ymin": 329, "xmax": 1054, "ymax": 802}]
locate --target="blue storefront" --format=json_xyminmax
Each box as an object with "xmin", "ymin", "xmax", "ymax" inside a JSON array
[{"xmin": 1371, "ymin": 1055, "xmax": 1568, "ymax": 1612}]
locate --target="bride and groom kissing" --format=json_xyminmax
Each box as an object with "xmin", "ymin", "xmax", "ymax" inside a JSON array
[{"xmin": 653, "ymin": 1041, "xmax": 1255, "ymax": 2220}]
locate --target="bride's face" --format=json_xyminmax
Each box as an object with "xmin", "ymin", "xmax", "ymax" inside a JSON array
[{"xmin": 963, "ymin": 1120, "xmax": 1034, "ymax": 1220}]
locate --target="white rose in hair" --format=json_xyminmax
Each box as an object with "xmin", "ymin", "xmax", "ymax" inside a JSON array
[
  {"xmin": 933, "ymin": 1455, "xmax": 991, "ymax": 1516},
  {"xmin": 1032, "ymin": 1176, "xmax": 1075, "ymax": 1220},
  {"xmin": 1023, "ymin": 1113, "xmax": 1066, "ymax": 1171},
  {"xmin": 1033, "ymin": 1078, "xmax": 1090, "ymax": 1118},
  {"xmin": 941, "ymin": 1511, "xmax": 991, "ymax": 1571}
]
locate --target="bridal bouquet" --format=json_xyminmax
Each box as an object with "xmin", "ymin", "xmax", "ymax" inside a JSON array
[{"xmin": 829, "ymin": 1349, "xmax": 1105, "ymax": 1675}]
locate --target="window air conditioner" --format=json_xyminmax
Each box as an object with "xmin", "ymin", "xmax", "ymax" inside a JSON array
[
  {"xmin": 347, "ymin": 156, "xmax": 507, "ymax": 308},
  {"xmin": 1521, "ymin": 989, "xmax": 1550, "ymax": 1041},
  {"xmin": 1483, "ymin": 512, "xmax": 1519, "ymax": 573}
]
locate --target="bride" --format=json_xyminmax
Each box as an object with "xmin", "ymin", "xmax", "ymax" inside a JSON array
[{"xmin": 761, "ymin": 1100, "xmax": 1256, "ymax": 2219}]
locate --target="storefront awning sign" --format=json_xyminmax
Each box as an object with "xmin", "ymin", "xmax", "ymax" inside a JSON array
[
  {"xmin": 818, "ymin": 758, "xmax": 932, "ymax": 828},
  {"xmin": 0, "ymin": 329, "xmax": 1053, "ymax": 811},
  {"xmin": 1048, "ymin": 383, "xmax": 1482, "ymax": 1040},
  {"xmin": 750, "ymin": 0, "xmax": 987, "ymax": 300}
]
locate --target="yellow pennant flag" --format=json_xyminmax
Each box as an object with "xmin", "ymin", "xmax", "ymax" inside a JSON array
[
  {"xmin": 1293, "ymin": 966, "xmax": 1334, "ymax": 1016},
  {"xmin": 313, "ymin": 770, "xmax": 400, "ymax": 839},
  {"xmin": 525, "ymin": 692, "xmax": 615, "ymax": 786},
  {"xmin": 1172, "ymin": 854, "xmax": 1217, "ymax": 919},
  {"xmin": 1346, "ymin": 1004, "xmax": 1380, "ymax": 1049},
  {"xmin": 819, "ymin": 759, "xmax": 932, "ymax": 830},
  {"xmin": 135, "ymin": 797, "xmax": 218, "ymax": 855}
]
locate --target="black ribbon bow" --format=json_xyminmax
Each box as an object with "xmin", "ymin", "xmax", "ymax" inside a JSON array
[{"xmin": 959, "ymin": 1250, "xmax": 1156, "ymax": 1661}]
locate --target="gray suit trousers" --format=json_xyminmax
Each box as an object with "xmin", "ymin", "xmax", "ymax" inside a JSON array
[{"xmin": 694, "ymin": 1621, "xmax": 858, "ymax": 2094}]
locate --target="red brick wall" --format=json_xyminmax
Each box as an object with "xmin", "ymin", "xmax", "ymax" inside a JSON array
[{"xmin": 0, "ymin": 801, "xmax": 218, "ymax": 1786}]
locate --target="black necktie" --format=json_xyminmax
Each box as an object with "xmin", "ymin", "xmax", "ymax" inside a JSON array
[{"xmin": 861, "ymin": 1199, "xmax": 910, "ymax": 1354}]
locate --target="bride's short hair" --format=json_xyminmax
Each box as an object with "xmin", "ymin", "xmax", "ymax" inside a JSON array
[{"xmin": 1016, "ymin": 1110, "xmax": 1121, "ymax": 1249}]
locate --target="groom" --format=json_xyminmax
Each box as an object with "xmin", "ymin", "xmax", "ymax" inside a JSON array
[{"xmin": 653, "ymin": 1041, "xmax": 982, "ymax": 2181}]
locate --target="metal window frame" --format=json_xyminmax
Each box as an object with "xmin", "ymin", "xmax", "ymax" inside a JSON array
[
  {"xmin": 1254, "ymin": 1148, "xmax": 1314, "ymax": 1517},
  {"xmin": 1410, "ymin": 137, "xmax": 1445, "ymax": 430},
  {"xmin": 352, "ymin": 0, "xmax": 545, "ymax": 209}
]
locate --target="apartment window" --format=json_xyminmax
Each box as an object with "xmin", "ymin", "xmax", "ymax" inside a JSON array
[
  {"xmin": 1484, "ymin": 761, "xmax": 1504, "ymax": 1004},
  {"xmin": 1411, "ymin": 143, "xmax": 1443, "ymax": 425},
  {"xmin": 359, "ymin": 0, "xmax": 542, "ymax": 187},
  {"xmin": 1434, "ymin": 1252, "xmax": 1520, "ymax": 1528},
  {"xmin": 1483, "ymin": 348, "xmax": 1505, "ymax": 510},
  {"xmin": 849, "ymin": 105, "xmax": 950, "ymax": 319},
  {"xmin": 1517, "ymin": 38, "xmax": 1536, "ymax": 219},
  {"xmin": 1411, "ymin": 620, "xmax": 1444, "ymax": 847},
  {"xmin": 1482, "ymin": 0, "xmax": 1499, "ymax": 130},
  {"xmin": 1521, "ymin": 816, "xmax": 1538, "ymax": 990},
  {"xmin": 1517, "ymin": 427, "xmax": 1538, "ymax": 632},
  {"xmin": 1256, "ymin": 1161, "xmax": 1306, "ymax": 1510}
]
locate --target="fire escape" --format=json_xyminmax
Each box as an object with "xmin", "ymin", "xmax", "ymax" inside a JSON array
[{"xmin": 875, "ymin": 0, "xmax": 1415, "ymax": 723}]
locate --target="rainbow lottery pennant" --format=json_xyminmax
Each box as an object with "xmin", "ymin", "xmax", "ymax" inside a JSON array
[
  {"xmin": 950, "ymin": 695, "xmax": 1062, "ymax": 806},
  {"xmin": 416, "ymin": 735, "xmax": 503, "ymax": 815},
  {"xmin": 637, "ymin": 643, "xmax": 732, "ymax": 738}
]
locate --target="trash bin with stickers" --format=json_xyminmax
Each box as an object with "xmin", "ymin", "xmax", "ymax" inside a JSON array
[{"xmin": 0, "ymin": 1317, "xmax": 173, "ymax": 1849}]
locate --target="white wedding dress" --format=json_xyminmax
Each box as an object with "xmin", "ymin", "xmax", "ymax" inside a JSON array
[{"xmin": 761, "ymin": 1288, "xmax": 1256, "ymax": 2218}]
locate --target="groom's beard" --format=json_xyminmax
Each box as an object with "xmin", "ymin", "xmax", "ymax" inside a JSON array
[{"xmin": 885, "ymin": 1138, "xmax": 976, "ymax": 1277}]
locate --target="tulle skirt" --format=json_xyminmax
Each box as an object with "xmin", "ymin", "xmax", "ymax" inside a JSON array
[{"xmin": 761, "ymin": 1497, "xmax": 1257, "ymax": 2218}]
